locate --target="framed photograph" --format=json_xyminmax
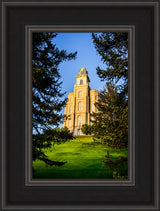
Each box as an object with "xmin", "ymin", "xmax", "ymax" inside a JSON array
[
  {"xmin": 29, "ymin": 29, "xmax": 132, "ymax": 184},
  {"xmin": 1, "ymin": 1, "xmax": 159, "ymax": 210}
]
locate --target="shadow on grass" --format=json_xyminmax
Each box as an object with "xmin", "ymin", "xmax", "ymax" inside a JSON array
[{"xmin": 103, "ymin": 150, "xmax": 128, "ymax": 179}]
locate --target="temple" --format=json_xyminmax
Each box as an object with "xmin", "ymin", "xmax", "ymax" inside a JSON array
[{"xmin": 63, "ymin": 67, "xmax": 98, "ymax": 135}]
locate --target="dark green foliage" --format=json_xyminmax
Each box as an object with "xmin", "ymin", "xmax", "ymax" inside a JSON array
[
  {"xmin": 32, "ymin": 32, "xmax": 77, "ymax": 165},
  {"xmin": 103, "ymin": 150, "xmax": 128, "ymax": 179},
  {"xmin": 92, "ymin": 32, "xmax": 128, "ymax": 149},
  {"xmin": 81, "ymin": 124, "xmax": 92, "ymax": 135},
  {"xmin": 32, "ymin": 32, "xmax": 77, "ymax": 133},
  {"xmin": 92, "ymin": 32, "xmax": 128, "ymax": 94},
  {"xmin": 33, "ymin": 127, "xmax": 74, "ymax": 166},
  {"xmin": 91, "ymin": 82, "xmax": 128, "ymax": 149}
]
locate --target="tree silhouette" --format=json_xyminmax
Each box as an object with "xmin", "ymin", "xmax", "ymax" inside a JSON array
[
  {"xmin": 32, "ymin": 32, "xmax": 77, "ymax": 165},
  {"xmin": 92, "ymin": 32, "xmax": 128, "ymax": 149}
]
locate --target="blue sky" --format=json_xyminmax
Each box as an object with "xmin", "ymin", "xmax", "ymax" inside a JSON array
[{"xmin": 53, "ymin": 33, "xmax": 106, "ymax": 96}]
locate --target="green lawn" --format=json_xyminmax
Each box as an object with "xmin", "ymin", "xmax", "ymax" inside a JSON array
[{"xmin": 33, "ymin": 136, "xmax": 128, "ymax": 179}]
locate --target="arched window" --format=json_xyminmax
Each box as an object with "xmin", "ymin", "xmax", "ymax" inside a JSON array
[
  {"xmin": 80, "ymin": 79, "xmax": 83, "ymax": 85},
  {"xmin": 69, "ymin": 106, "xmax": 72, "ymax": 114},
  {"xmin": 70, "ymin": 98, "xmax": 72, "ymax": 102},
  {"xmin": 78, "ymin": 116, "xmax": 82, "ymax": 125},
  {"xmin": 68, "ymin": 119, "xmax": 71, "ymax": 127},
  {"xmin": 78, "ymin": 91, "xmax": 82, "ymax": 98},
  {"xmin": 78, "ymin": 102, "xmax": 82, "ymax": 111}
]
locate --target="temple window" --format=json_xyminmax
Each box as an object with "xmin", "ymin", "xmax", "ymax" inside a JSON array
[
  {"xmin": 80, "ymin": 79, "xmax": 83, "ymax": 85},
  {"xmin": 78, "ymin": 91, "xmax": 82, "ymax": 98},
  {"xmin": 78, "ymin": 116, "xmax": 82, "ymax": 125},
  {"xmin": 78, "ymin": 102, "xmax": 82, "ymax": 111}
]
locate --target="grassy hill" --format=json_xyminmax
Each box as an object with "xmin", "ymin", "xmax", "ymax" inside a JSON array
[{"xmin": 33, "ymin": 136, "xmax": 128, "ymax": 179}]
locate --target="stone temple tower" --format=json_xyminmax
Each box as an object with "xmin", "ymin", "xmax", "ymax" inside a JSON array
[{"xmin": 63, "ymin": 67, "xmax": 98, "ymax": 135}]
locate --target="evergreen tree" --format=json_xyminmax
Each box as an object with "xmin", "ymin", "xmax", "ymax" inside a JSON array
[
  {"xmin": 32, "ymin": 127, "xmax": 74, "ymax": 166},
  {"xmin": 32, "ymin": 32, "xmax": 77, "ymax": 165},
  {"xmin": 92, "ymin": 32, "xmax": 128, "ymax": 149},
  {"xmin": 81, "ymin": 124, "xmax": 92, "ymax": 135},
  {"xmin": 92, "ymin": 32, "xmax": 128, "ymax": 94},
  {"xmin": 91, "ymin": 82, "xmax": 128, "ymax": 149}
]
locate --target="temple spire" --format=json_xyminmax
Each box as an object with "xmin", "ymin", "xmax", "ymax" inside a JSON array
[{"xmin": 76, "ymin": 67, "xmax": 90, "ymax": 85}]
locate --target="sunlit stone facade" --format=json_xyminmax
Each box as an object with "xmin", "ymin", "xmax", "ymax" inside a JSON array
[{"xmin": 63, "ymin": 68, "xmax": 98, "ymax": 135}]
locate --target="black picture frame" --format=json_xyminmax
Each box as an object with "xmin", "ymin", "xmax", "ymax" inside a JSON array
[{"xmin": 0, "ymin": 1, "xmax": 159, "ymax": 210}]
